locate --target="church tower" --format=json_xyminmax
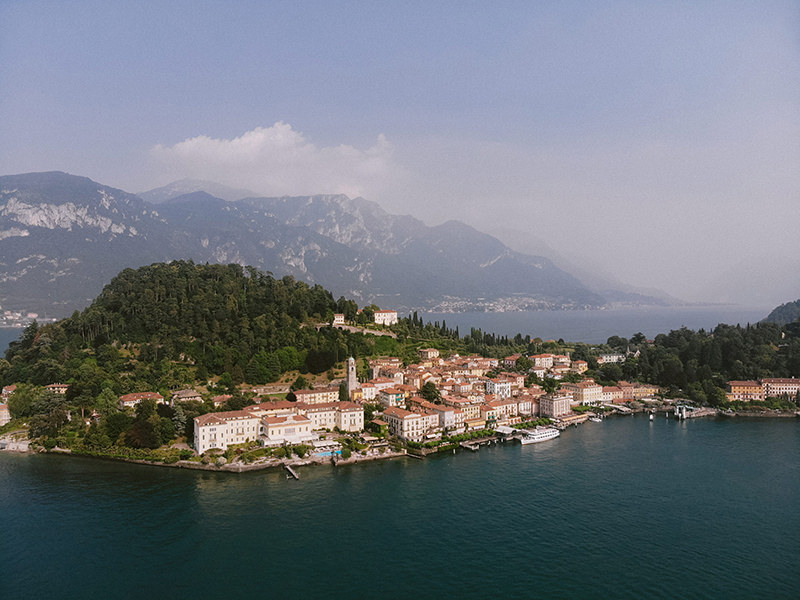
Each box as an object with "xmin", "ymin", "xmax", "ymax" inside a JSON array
[{"xmin": 347, "ymin": 357, "xmax": 359, "ymax": 396}]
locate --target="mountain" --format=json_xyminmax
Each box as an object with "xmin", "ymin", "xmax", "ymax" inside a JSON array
[
  {"xmin": 762, "ymin": 300, "xmax": 800, "ymax": 326},
  {"xmin": 489, "ymin": 226, "xmax": 681, "ymax": 306},
  {"xmin": 139, "ymin": 179, "xmax": 257, "ymax": 203},
  {"xmin": 2, "ymin": 172, "xmax": 612, "ymax": 315},
  {"xmin": 0, "ymin": 172, "xmax": 172, "ymax": 313}
]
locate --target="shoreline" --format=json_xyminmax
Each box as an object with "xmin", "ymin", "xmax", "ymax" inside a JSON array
[
  {"xmin": 2, "ymin": 410, "xmax": 797, "ymax": 472},
  {"xmin": 1, "ymin": 443, "xmax": 410, "ymax": 474}
]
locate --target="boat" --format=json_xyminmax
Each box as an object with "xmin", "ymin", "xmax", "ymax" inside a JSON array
[
  {"xmin": 649, "ymin": 413, "xmax": 654, "ymax": 421},
  {"xmin": 589, "ymin": 417, "xmax": 602, "ymax": 423},
  {"xmin": 519, "ymin": 427, "xmax": 560, "ymax": 445}
]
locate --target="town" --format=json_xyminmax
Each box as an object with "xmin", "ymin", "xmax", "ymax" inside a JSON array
[
  {"xmin": 0, "ymin": 307, "xmax": 57, "ymax": 329},
  {"xmin": 2, "ymin": 307, "xmax": 799, "ymax": 465}
]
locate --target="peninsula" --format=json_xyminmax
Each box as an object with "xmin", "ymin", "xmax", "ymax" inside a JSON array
[{"xmin": 1, "ymin": 262, "xmax": 798, "ymax": 469}]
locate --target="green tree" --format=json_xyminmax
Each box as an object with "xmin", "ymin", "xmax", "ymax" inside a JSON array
[
  {"xmin": 420, "ymin": 381, "xmax": 442, "ymax": 403},
  {"xmin": 83, "ymin": 422, "xmax": 112, "ymax": 449},
  {"xmin": 135, "ymin": 397, "xmax": 158, "ymax": 421},
  {"xmin": 171, "ymin": 404, "xmax": 187, "ymax": 436},
  {"xmin": 28, "ymin": 406, "xmax": 68, "ymax": 439},
  {"xmin": 6, "ymin": 383, "xmax": 45, "ymax": 418},
  {"xmin": 291, "ymin": 375, "xmax": 308, "ymax": 391},
  {"xmin": 103, "ymin": 412, "xmax": 133, "ymax": 444}
]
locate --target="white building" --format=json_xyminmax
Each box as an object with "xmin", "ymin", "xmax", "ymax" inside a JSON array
[
  {"xmin": 378, "ymin": 387, "xmax": 405, "ymax": 409},
  {"xmin": 293, "ymin": 386, "xmax": 340, "ymax": 405},
  {"xmin": 599, "ymin": 353, "xmax": 626, "ymax": 364},
  {"xmin": 119, "ymin": 392, "xmax": 165, "ymax": 410},
  {"xmin": 296, "ymin": 401, "xmax": 364, "ymax": 432},
  {"xmin": 486, "ymin": 378, "xmax": 513, "ymax": 399},
  {"xmin": 260, "ymin": 414, "xmax": 315, "ymax": 446},
  {"xmin": 193, "ymin": 410, "xmax": 262, "ymax": 454},
  {"xmin": 762, "ymin": 378, "xmax": 800, "ymax": 398},
  {"xmin": 383, "ymin": 406, "xmax": 424, "ymax": 442},
  {"xmin": 373, "ymin": 309, "xmax": 399, "ymax": 326},
  {"xmin": 560, "ymin": 380, "xmax": 603, "ymax": 406}
]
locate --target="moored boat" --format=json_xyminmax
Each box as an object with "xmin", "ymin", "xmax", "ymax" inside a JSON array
[{"xmin": 519, "ymin": 427, "xmax": 560, "ymax": 445}]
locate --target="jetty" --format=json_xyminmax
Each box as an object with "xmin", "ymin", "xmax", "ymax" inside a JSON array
[{"xmin": 284, "ymin": 464, "xmax": 300, "ymax": 480}]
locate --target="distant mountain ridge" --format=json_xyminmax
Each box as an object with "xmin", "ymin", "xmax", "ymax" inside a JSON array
[
  {"xmin": 138, "ymin": 178, "xmax": 257, "ymax": 203},
  {"xmin": 1, "ymin": 171, "xmax": 663, "ymax": 316},
  {"xmin": 762, "ymin": 299, "xmax": 800, "ymax": 326}
]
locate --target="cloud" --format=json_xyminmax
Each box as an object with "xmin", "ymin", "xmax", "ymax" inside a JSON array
[{"xmin": 151, "ymin": 122, "xmax": 403, "ymax": 198}]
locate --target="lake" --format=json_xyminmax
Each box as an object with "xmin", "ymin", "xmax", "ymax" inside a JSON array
[
  {"xmin": 421, "ymin": 305, "xmax": 770, "ymax": 344},
  {"xmin": 2, "ymin": 415, "xmax": 798, "ymax": 599}
]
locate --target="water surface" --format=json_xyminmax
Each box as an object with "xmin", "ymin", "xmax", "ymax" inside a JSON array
[{"xmin": 2, "ymin": 415, "xmax": 798, "ymax": 599}]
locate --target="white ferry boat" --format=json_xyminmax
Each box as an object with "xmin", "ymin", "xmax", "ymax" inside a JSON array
[{"xmin": 519, "ymin": 427, "xmax": 560, "ymax": 445}]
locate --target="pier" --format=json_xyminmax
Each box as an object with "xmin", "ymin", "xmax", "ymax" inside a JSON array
[{"xmin": 284, "ymin": 465, "xmax": 300, "ymax": 480}]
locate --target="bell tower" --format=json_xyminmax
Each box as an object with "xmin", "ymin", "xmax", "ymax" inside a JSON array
[{"xmin": 347, "ymin": 357, "xmax": 359, "ymax": 396}]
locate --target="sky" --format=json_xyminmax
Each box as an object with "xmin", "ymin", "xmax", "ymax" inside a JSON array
[{"xmin": 1, "ymin": 1, "xmax": 798, "ymax": 307}]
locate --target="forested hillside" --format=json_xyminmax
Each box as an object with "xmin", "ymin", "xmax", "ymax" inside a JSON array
[
  {"xmin": 3, "ymin": 261, "xmax": 352, "ymax": 389},
  {"xmin": 598, "ymin": 322, "xmax": 800, "ymax": 405}
]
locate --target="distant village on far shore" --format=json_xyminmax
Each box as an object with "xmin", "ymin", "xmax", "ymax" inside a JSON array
[{"xmin": 0, "ymin": 307, "xmax": 57, "ymax": 329}]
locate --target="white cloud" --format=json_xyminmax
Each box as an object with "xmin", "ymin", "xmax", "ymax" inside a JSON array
[{"xmin": 151, "ymin": 122, "xmax": 403, "ymax": 198}]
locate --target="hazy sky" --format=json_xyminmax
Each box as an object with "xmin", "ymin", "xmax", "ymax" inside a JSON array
[{"xmin": 1, "ymin": 1, "xmax": 798, "ymax": 306}]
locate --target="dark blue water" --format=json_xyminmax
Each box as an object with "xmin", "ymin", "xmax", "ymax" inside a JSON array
[
  {"xmin": 2, "ymin": 415, "xmax": 798, "ymax": 599},
  {"xmin": 0, "ymin": 327, "xmax": 22, "ymax": 355},
  {"xmin": 422, "ymin": 306, "xmax": 769, "ymax": 344}
]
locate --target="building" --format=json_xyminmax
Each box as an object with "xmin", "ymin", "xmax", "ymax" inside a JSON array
[
  {"xmin": 383, "ymin": 406, "xmax": 424, "ymax": 442},
  {"xmin": 539, "ymin": 394, "xmax": 572, "ymax": 418},
  {"xmin": 45, "ymin": 383, "xmax": 69, "ymax": 395},
  {"xmin": 368, "ymin": 377, "xmax": 396, "ymax": 392},
  {"xmin": 172, "ymin": 389, "xmax": 203, "ymax": 404},
  {"xmin": 427, "ymin": 403, "xmax": 465, "ymax": 434},
  {"xmin": 530, "ymin": 354, "xmax": 555, "ymax": 369},
  {"xmin": 598, "ymin": 353, "xmax": 625, "ymax": 364},
  {"xmin": 418, "ymin": 348, "xmax": 440, "ymax": 361},
  {"xmin": 296, "ymin": 401, "xmax": 364, "ymax": 432},
  {"xmin": 212, "ymin": 395, "xmax": 232, "ymax": 408},
  {"xmin": 193, "ymin": 410, "xmax": 261, "ymax": 454},
  {"xmin": 260, "ymin": 414, "xmax": 315, "ymax": 446},
  {"xmin": 485, "ymin": 378, "xmax": 513, "ymax": 399},
  {"xmin": 347, "ymin": 357, "xmax": 359, "ymax": 397},
  {"xmin": 378, "ymin": 387, "xmax": 405, "ymax": 409},
  {"xmin": 244, "ymin": 400, "xmax": 299, "ymax": 418},
  {"xmin": 0, "ymin": 403, "xmax": 11, "ymax": 426},
  {"xmin": 293, "ymin": 386, "xmax": 340, "ymax": 405},
  {"xmin": 560, "ymin": 380, "xmax": 603, "ymax": 406},
  {"xmin": 333, "ymin": 313, "xmax": 345, "ymax": 326},
  {"xmin": 373, "ymin": 309, "xmax": 399, "ymax": 326},
  {"xmin": 1, "ymin": 384, "xmax": 16, "ymax": 401},
  {"xmin": 602, "ymin": 386, "xmax": 624, "ymax": 404},
  {"xmin": 618, "ymin": 381, "xmax": 660, "ymax": 401},
  {"xmin": 369, "ymin": 357, "xmax": 403, "ymax": 376},
  {"xmin": 761, "ymin": 378, "xmax": 800, "ymax": 399},
  {"xmin": 726, "ymin": 380, "xmax": 765, "ymax": 403},
  {"xmin": 359, "ymin": 382, "xmax": 378, "ymax": 402},
  {"xmin": 119, "ymin": 392, "xmax": 164, "ymax": 410},
  {"xmin": 571, "ymin": 360, "xmax": 588, "ymax": 374}
]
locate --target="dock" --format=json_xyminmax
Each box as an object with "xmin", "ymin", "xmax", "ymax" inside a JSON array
[{"xmin": 284, "ymin": 465, "xmax": 300, "ymax": 480}]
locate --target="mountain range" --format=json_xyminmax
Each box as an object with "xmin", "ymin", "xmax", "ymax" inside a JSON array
[{"xmin": 0, "ymin": 171, "xmax": 669, "ymax": 317}]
